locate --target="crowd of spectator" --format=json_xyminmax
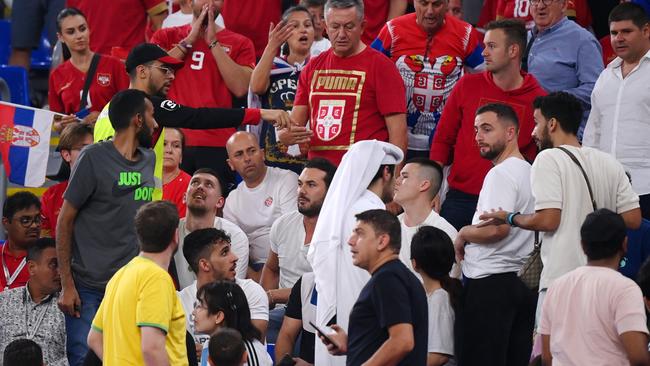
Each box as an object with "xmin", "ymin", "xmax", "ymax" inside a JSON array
[{"xmin": 2, "ymin": 0, "xmax": 650, "ymax": 365}]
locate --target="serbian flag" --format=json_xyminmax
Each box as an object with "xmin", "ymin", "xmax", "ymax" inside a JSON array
[{"xmin": 0, "ymin": 101, "xmax": 54, "ymax": 187}]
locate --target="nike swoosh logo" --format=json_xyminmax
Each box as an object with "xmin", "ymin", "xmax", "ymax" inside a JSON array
[{"xmin": 111, "ymin": 182, "xmax": 141, "ymax": 197}]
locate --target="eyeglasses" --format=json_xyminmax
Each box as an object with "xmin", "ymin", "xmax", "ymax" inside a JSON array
[
  {"xmin": 13, "ymin": 215, "xmax": 42, "ymax": 228},
  {"xmin": 149, "ymin": 65, "xmax": 174, "ymax": 75},
  {"xmin": 530, "ymin": 0, "xmax": 556, "ymax": 6}
]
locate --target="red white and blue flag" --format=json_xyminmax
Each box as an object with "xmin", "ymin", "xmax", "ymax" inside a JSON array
[{"xmin": 0, "ymin": 101, "xmax": 54, "ymax": 187}]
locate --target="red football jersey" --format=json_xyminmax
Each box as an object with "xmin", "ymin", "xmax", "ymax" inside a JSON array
[
  {"xmin": 151, "ymin": 25, "xmax": 256, "ymax": 147},
  {"xmin": 221, "ymin": 0, "xmax": 287, "ymax": 58},
  {"xmin": 75, "ymin": 0, "xmax": 167, "ymax": 54},
  {"xmin": 163, "ymin": 170, "xmax": 191, "ymax": 219},
  {"xmin": 362, "ymin": 0, "xmax": 391, "ymax": 45},
  {"xmin": 0, "ymin": 242, "xmax": 30, "ymax": 291},
  {"xmin": 48, "ymin": 55, "xmax": 129, "ymax": 115},
  {"xmin": 41, "ymin": 181, "xmax": 68, "ymax": 239},
  {"xmin": 294, "ymin": 47, "xmax": 406, "ymax": 165}
]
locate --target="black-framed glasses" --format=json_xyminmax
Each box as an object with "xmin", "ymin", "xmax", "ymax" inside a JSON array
[
  {"xmin": 149, "ymin": 64, "xmax": 175, "ymax": 75},
  {"xmin": 13, "ymin": 214, "xmax": 42, "ymax": 228},
  {"xmin": 530, "ymin": 0, "xmax": 555, "ymax": 6}
]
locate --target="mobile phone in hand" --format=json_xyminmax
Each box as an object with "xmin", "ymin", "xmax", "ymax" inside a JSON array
[
  {"xmin": 277, "ymin": 354, "xmax": 296, "ymax": 366},
  {"xmin": 308, "ymin": 321, "xmax": 336, "ymax": 346}
]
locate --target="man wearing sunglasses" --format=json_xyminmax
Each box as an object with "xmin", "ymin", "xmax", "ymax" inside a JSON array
[{"xmin": 1, "ymin": 191, "xmax": 42, "ymax": 292}]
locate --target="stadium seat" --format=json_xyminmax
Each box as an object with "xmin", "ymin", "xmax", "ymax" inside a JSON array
[
  {"xmin": 0, "ymin": 65, "xmax": 30, "ymax": 105},
  {"xmin": 0, "ymin": 20, "xmax": 52, "ymax": 69},
  {"xmin": 31, "ymin": 30, "xmax": 52, "ymax": 70},
  {"xmin": 0, "ymin": 20, "xmax": 10, "ymax": 65}
]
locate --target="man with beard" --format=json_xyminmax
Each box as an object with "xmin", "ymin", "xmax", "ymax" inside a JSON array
[
  {"xmin": 429, "ymin": 19, "xmax": 545, "ymax": 231},
  {"xmin": 151, "ymin": 0, "xmax": 256, "ymax": 184},
  {"xmin": 1, "ymin": 192, "xmax": 42, "ymax": 291},
  {"xmin": 178, "ymin": 228, "xmax": 268, "ymax": 359},
  {"xmin": 260, "ymin": 158, "xmax": 337, "ymax": 343},
  {"xmin": 479, "ymin": 92, "xmax": 641, "ymax": 334},
  {"xmin": 56, "ymin": 89, "xmax": 158, "ymax": 366},
  {"xmin": 452, "ymin": 103, "xmax": 536, "ymax": 366},
  {"xmin": 93, "ymin": 43, "xmax": 291, "ymax": 144},
  {"xmin": 174, "ymin": 168, "xmax": 250, "ymax": 287}
]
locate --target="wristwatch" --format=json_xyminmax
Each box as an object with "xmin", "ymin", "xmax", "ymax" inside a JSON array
[{"xmin": 208, "ymin": 40, "xmax": 219, "ymax": 49}]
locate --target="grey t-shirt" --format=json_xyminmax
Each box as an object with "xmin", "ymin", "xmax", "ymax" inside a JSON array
[{"xmin": 64, "ymin": 141, "xmax": 156, "ymax": 290}]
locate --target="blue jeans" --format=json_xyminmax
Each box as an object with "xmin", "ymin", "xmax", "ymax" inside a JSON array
[
  {"xmin": 65, "ymin": 285, "xmax": 104, "ymax": 366},
  {"xmin": 267, "ymin": 306, "xmax": 286, "ymax": 345},
  {"xmin": 440, "ymin": 189, "xmax": 479, "ymax": 231}
]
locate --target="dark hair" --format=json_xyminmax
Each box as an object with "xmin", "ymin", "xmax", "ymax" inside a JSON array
[
  {"xmin": 27, "ymin": 237, "xmax": 56, "ymax": 262},
  {"xmin": 404, "ymin": 157, "xmax": 443, "ymax": 199},
  {"xmin": 193, "ymin": 168, "xmax": 226, "ymax": 197},
  {"xmin": 208, "ymin": 328, "xmax": 246, "ymax": 366},
  {"xmin": 637, "ymin": 257, "xmax": 650, "ymax": 298},
  {"xmin": 485, "ymin": 19, "xmax": 527, "ymax": 58},
  {"xmin": 56, "ymin": 7, "xmax": 86, "ymax": 32},
  {"xmin": 3, "ymin": 339, "xmax": 43, "ymax": 366},
  {"xmin": 2, "ymin": 191, "xmax": 41, "ymax": 219},
  {"xmin": 370, "ymin": 164, "xmax": 396, "ymax": 186},
  {"xmin": 304, "ymin": 157, "xmax": 337, "ymax": 188},
  {"xmin": 325, "ymin": 0, "xmax": 364, "ymax": 20},
  {"xmin": 302, "ymin": 0, "xmax": 327, "ymax": 7},
  {"xmin": 108, "ymin": 89, "xmax": 149, "ymax": 131},
  {"xmin": 135, "ymin": 201, "xmax": 179, "ymax": 253},
  {"xmin": 183, "ymin": 228, "xmax": 232, "ymax": 273},
  {"xmin": 580, "ymin": 209, "xmax": 627, "ymax": 261},
  {"xmin": 609, "ymin": 2, "xmax": 649, "ymax": 29},
  {"xmin": 197, "ymin": 281, "xmax": 263, "ymax": 342},
  {"xmin": 58, "ymin": 123, "xmax": 93, "ymax": 151},
  {"xmin": 476, "ymin": 102, "xmax": 520, "ymax": 131},
  {"xmin": 411, "ymin": 226, "xmax": 463, "ymax": 311},
  {"xmin": 354, "ymin": 209, "xmax": 401, "ymax": 253},
  {"xmin": 533, "ymin": 92, "xmax": 583, "ymax": 136}
]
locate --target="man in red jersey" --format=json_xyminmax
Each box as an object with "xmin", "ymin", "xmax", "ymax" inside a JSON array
[
  {"xmin": 284, "ymin": 0, "xmax": 408, "ymax": 165},
  {"xmin": 151, "ymin": 0, "xmax": 256, "ymax": 185},
  {"xmin": 429, "ymin": 19, "xmax": 546, "ymax": 231},
  {"xmin": 372, "ymin": 0, "xmax": 485, "ymax": 159},
  {"xmin": 72, "ymin": 0, "xmax": 168, "ymax": 54},
  {"xmin": 1, "ymin": 192, "xmax": 41, "ymax": 291},
  {"xmin": 40, "ymin": 124, "xmax": 94, "ymax": 239}
]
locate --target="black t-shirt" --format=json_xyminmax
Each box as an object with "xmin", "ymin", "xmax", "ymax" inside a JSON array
[
  {"xmin": 285, "ymin": 277, "xmax": 315, "ymax": 363},
  {"xmin": 346, "ymin": 259, "xmax": 428, "ymax": 366}
]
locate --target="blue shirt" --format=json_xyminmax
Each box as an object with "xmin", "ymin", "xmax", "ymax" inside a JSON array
[{"xmin": 528, "ymin": 17, "xmax": 603, "ymax": 136}]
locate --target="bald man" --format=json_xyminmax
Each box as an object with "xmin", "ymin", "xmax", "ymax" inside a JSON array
[{"xmin": 223, "ymin": 132, "xmax": 298, "ymax": 280}]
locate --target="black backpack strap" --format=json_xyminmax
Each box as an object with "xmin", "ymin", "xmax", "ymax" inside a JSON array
[
  {"xmin": 557, "ymin": 146, "xmax": 597, "ymax": 211},
  {"xmin": 79, "ymin": 53, "xmax": 101, "ymax": 111}
]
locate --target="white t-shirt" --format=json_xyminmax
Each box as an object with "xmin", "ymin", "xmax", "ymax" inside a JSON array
[
  {"xmin": 179, "ymin": 279, "xmax": 269, "ymax": 346},
  {"xmin": 427, "ymin": 288, "xmax": 457, "ymax": 366},
  {"xmin": 174, "ymin": 217, "xmax": 250, "ymax": 289},
  {"xmin": 200, "ymin": 338, "xmax": 272, "ymax": 366},
  {"xmin": 539, "ymin": 266, "xmax": 648, "ymax": 366},
  {"xmin": 532, "ymin": 146, "xmax": 639, "ymax": 289},
  {"xmin": 463, "ymin": 157, "xmax": 535, "ymax": 279},
  {"xmin": 310, "ymin": 38, "xmax": 331, "ymax": 57},
  {"xmin": 270, "ymin": 211, "xmax": 313, "ymax": 290},
  {"xmin": 224, "ymin": 167, "xmax": 298, "ymax": 264},
  {"xmin": 398, "ymin": 209, "xmax": 458, "ymax": 280}
]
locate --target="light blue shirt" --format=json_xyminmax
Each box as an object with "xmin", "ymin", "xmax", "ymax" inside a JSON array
[{"xmin": 528, "ymin": 17, "xmax": 603, "ymax": 137}]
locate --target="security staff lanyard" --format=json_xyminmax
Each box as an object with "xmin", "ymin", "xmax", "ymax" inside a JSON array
[
  {"xmin": 2, "ymin": 242, "xmax": 27, "ymax": 290},
  {"xmin": 23, "ymin": 286, "xmax": 52, "ymax": 340}
]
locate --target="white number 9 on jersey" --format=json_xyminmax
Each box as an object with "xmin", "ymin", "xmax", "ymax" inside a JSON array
[{"xmin": 190, "ymin": 51, "xmax": 205, "ymax": 70}]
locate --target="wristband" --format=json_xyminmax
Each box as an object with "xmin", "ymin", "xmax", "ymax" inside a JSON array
[
  {"xmin": 506, "ymin": 212, "xmax": 520, "ymax": 227},
  {"xmin": 208, "ymin": 40, "xmax": 219, "ymax": 49},
  {"xmin": 179, "ymin": 39, "xmax": 192, "ymax": 50}
]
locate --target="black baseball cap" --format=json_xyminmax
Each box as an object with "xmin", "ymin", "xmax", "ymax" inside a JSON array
[{"xmin": 125, "ymin": 43, "xmax": 183, "ymax": 73}]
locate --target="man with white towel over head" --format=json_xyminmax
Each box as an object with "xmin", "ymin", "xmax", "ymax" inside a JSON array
[{"xmin": 307, "ymin": 139, "xmax": 403, "ymax": 366}]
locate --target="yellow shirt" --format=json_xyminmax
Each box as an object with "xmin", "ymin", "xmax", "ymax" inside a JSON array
[{"xmin": 92, "ymin": 256, "xmax": 188, "ymax": 366}]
